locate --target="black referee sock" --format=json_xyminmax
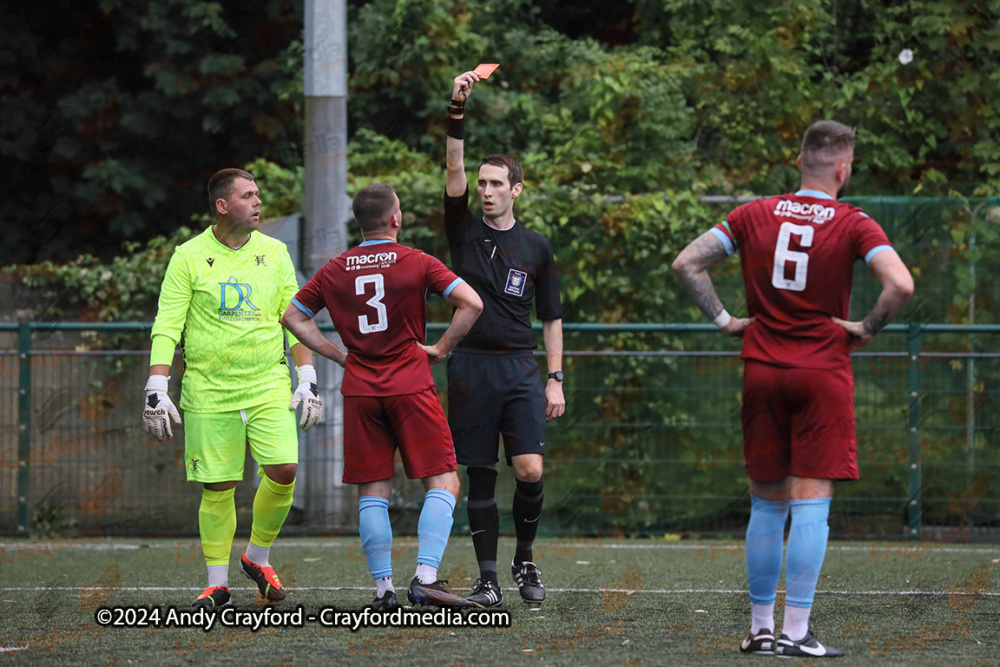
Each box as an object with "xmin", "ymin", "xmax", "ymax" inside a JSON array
[
  {"xmin": 512, "ymin": 477, "xmax": 544, "ymax": 566},
  {"xmin": 466, "ymin": 467, "xmax": 499, "ymax": 584}
]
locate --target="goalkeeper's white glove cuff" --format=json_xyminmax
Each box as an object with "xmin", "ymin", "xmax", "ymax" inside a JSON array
[
  {"xmin": 296, "ymin": 364, "xmax": 317, "ymax": 386},
  {"xmin": 145, "ymin": 374, "xmax": 170, "ymax": 392}
]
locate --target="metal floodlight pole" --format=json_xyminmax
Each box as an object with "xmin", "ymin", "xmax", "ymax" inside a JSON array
[{"xmin": 304, "ymin": 0, "xmax": 349, "ymax": 530}]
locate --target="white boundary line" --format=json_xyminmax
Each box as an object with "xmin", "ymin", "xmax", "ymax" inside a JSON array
[
  {"xmin": 2, "ymin": 585, "xmax": 998, "ymax": 597},
  {"xmin": 2, "ymin": 540, "xmax": 998, "ymax": 555}
]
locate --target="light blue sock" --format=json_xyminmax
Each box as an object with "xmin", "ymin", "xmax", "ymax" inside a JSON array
[
  {"xmin": 784, "ymin": 497, "xmax": 831, "ymax": 608},
  {"xmin": 359, "ymin": 496, "xmax": 393, "ymax": 580},
  {"xmin": 416, "ymin": 488, "xmax": 456, "ymax": 569},
  {"xmin": 746, "ymin": 495, "xmax": 790, "ymax": 605}
]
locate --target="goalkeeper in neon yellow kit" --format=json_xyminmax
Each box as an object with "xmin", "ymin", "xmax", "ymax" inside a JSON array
[{"xmin": 143, "ymin": 168, "xmax": 323, "ymax": 608}]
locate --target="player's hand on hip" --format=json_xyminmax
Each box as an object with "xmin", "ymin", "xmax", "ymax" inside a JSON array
[
  {"xmin": 545, "ymin": 381, "xmax": 566, "ymax": 421},
  {"xmin": 289, "ymin": 364, "xmax": 323, "ymax": 430},
  {"xmin": 831, "ymin": 317, "xmax": 873, "ymax": 350},
  {"xmin": 142, "ymin": 374, "xmax": 181, "ymax": 442},
  {"xmin": 452, "ymin": 72, "xmax": 479, "ymax": 102},
  {"xmin": 417, "ymin": 343, "xmax": 448, "ymax": 365},
  {"xmin": 721, "ymin": 316, "xmax": 755, "ymax": 338}
]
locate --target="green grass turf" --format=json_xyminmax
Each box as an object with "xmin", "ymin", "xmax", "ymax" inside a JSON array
[{"xmin": 0, "ymin": 537, "xmax": 997, "ymax": 666}]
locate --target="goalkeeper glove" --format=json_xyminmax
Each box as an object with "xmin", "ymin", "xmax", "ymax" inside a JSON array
[
  {"xmin": 143, "ymin": 374, "xmax": 181, "ymax": 441},
  {"xmin": 289, "ymin": 364, "xmax": 323, "ymax": 430}
]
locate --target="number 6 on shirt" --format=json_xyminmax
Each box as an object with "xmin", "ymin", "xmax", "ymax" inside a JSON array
[
  {"xmin": 771, "ymin": 222, "xmax": 814, "ymax": 291},
  {"xmin": 356, "ymin": 274, "xmax": 388, "ymax": 333}
]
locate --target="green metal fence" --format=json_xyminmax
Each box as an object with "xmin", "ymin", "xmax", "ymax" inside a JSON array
[{"xmin": 2, "ymin": 321, "xmax": 997, "ymax": 542}]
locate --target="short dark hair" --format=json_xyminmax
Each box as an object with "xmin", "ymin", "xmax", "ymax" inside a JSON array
[
  {"xmin": 351, "ymin": 183, "xmax": 398, "ymax": 234},
  {"xmin": 799, "ymin": 120, "xmax": 856, "ymax": 174},
  {"xmin": 208, "ymin": 169, "xmax": 255, "ymax": 212},
  {"xmin": 479, "ymin": 154, "xmax": 522, "ymax": 187}
]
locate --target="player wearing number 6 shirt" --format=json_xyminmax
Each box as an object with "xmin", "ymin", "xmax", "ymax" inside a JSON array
[
  {"xmin": 281, "ymin": 183, "xmax": 484, "ymax": 611},
  {"xmin": 672, "ymin": 121, "xmax": 913, "ymax": 658}
]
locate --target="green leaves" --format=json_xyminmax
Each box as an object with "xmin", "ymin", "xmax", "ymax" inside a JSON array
[{"xmin": 3, "ymin": 0, "xmax": 305, "ymax": 266}]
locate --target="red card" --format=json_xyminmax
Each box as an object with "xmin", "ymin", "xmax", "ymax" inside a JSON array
[{"xmin": 473, "ymin": 63, "xmax": 500, "ymax": 79}]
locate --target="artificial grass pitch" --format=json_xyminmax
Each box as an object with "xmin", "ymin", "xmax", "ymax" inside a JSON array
[{"xmin": 0, "ymin": 536, "xmax": 996, "ymax": 666}]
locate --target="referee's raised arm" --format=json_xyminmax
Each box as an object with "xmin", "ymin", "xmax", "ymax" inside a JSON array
[{"xmin": 446, "ymin": 71, "xmax": 479, "ymax": 197}]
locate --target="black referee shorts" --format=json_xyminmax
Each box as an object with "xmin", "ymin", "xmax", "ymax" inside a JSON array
[{"xmin": 447, "ymin": 352, "xmax": 547, "ymax": 466}]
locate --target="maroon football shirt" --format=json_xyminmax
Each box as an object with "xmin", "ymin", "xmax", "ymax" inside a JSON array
[
  {"xmin": 294, "ymin": 240, "xmax": 463, "ymax": 396},
  {"xmin": 712, "ymin": 191, "xmax": 892, "ymax": 369}
]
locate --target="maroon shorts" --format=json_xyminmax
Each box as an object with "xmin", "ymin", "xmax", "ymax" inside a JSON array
[
  {"xmin": 343, "ymin": 387, "xmax": 457, "ymax": 484},
  {"xmin": 742, "ymin": 360, "xmax": 858, "ymax": 482}
]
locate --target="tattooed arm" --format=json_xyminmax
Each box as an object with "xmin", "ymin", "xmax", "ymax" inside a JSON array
[
  {"xmin": 832, "ymin": 248, "xmax": 914, "ymax": 348},
  {"xmin": 672, "ymin": 231, "xmax": 754, "ymax": 337}
]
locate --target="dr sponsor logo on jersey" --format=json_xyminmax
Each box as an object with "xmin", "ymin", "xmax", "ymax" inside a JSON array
[
  {"xmin": 774, "ymin": 200, "xmax": 835, "ymax": 224},
  {"xmin": 505, "ymin": 269, "xmax": 527, "ymax": 296},
  {"xmin": 218, "ymin": 276, "xmax": 262, "ymax": 322},
  {"xmin": 345, "ymin": 252, "xmax": 397, "ymax": 271}
]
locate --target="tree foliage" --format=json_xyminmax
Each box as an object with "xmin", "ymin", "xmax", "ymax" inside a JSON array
[
  {"xmin": 1, "ymin": 0, "xmax": 304, "ymax": 266},
  {"xmin": 4, "ymin": 0, "xmax": 997, "ymax": 269}
]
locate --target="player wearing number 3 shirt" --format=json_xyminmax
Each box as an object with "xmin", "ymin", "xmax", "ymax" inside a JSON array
[
  {"xmin": 281, "ymin": 183, "xmax": 484, "ymax": 611},
  {"xmin": 673, "ymin": 121, "xmax": 913, "ymax": 657}
]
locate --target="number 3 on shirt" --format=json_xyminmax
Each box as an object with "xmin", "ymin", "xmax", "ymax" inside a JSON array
[
  {"xmin": 355, "ymin": 274, "xmax": 388, "ymax": 333},
  {"xmin": 771, "ymin": 222, "xmax": 814, "ymax": 292}
]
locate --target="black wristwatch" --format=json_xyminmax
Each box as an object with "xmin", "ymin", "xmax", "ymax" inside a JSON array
[{"xmin": 547, "ymin": 371, "xmax": 564, "ymax": 382}]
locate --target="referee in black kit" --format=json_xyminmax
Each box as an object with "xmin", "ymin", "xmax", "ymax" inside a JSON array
[{"xmin": 441, "ymin": 70, "xmax": 566, "ymax": 607}]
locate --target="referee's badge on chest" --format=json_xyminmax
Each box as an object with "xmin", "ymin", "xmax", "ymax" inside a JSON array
[{"xmin": 504, "ymin": 269, "xmax": 527, "ymax": 297}]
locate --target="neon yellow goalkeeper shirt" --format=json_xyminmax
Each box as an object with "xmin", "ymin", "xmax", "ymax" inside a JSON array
[{"xmin": 150, "ymin": 227, "xmax": 301, "ymax": 413}]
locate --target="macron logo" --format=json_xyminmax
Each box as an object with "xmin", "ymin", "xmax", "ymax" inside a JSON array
[
  {"xmin": 346, "ymin": 252, "xmax": 397, "ymax": 270},
  {"xmin": 774, "ymin": 200, "xmax": 835, "ymax": 224}
]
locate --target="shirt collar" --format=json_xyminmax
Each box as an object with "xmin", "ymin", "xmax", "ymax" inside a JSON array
[
  {"xmin": 795, "ymin": 189, "xmax": 834, "ymax": 200},
  {"xmin": 359, "ymin": 239, "xmax": 394, "ymax": 246},
  {"xmin": 209, "ymin": 227, "xmax": 253, "ymax": 251}
]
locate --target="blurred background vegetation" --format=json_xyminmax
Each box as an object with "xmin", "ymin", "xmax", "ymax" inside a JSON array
[{"xmin": 4, "ymin": 0, "xmax": 997, "ymax": 323}]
